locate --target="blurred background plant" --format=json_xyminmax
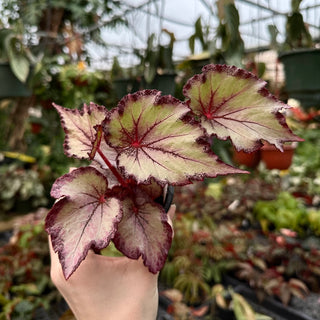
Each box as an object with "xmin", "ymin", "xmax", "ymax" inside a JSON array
[
  {"xmin": 0, "ymin": 0, "xmax": 126, "ymax": 151},
  {"xmin": 283, "ymin": 0, "xmax": 313, "ymax": 50},
  {"xmin": 161, "ymin": 173, "xmax": 320, "ymax": 310},
  {"xmin": 0, "ymin": 163, "xmax": 48, "ymax": 214},
  {"xmin": 0, "ymin": 0, "xmax": 126, "ymax": 216},
  {"xmin": 0, "ymin": 212, "xmax": 64, "ymax": 320}
]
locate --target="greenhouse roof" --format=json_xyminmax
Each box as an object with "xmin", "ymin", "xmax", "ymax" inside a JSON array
[{"xmin": 88, "ymin": 0, "xmax": 320, "ymax": 69}]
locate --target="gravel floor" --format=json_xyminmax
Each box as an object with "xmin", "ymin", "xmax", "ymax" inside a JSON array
[
  {"xmin": 291, "ymin": 293, "xmax": 320, "ymax": 320},
  {"xmin": 234, "ymin": 285, "xmax": 320, "ymax": 320},
  {"xmin": 223, "ymin": 275, "xmax": 319, "ymax": 320}
]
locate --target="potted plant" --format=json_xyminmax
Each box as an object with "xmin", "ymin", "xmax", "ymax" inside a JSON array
[
  {"xmin": 186, "ymin": 17, "xmax": 213, "ymax": 74},
  {"xmin": 137, "ymin": 30, "xmax": 177, "ymax": 95},
  {"xmin": 44, "ymin": 64, "xmax": 301, "ymax": 280},
  {"xmin": 215, "ymin": 0, "xmax": 245, "ymax": 67},
  {"xmin": 165, "ymin": 179, "xmax": 320, "ymax": 318},
  {"xmin": 186, "ymin": 0, "xmax": 244, "ymax": 74},
  {"xmin": 58, "ymin": 62, "xmax": 112, "ymax": 108},
  {"xmin": 277, "ymin": 0, "xmax": 320, "ymax": 109},
  {"xmin": 110, "ymin": 57, "xmax": 140, "ymax": 100}
]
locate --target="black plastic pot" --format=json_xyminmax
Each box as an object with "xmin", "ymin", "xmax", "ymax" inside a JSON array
[
  {"xmin": 0, "ymin": 230, "xmax": 13, "ymax": 247},
  {"xmin": 143, "ymin": 73, "xmax": 176, "ymax": 96},
  {"xmin": 155, "ymin": 185, "xmax": 174, "ymax": 213},
  {"xmin": 157, "ymin": 294, "xmax": 175, "ymax": 320},
  {"xmin": 0, "ymin": 63, "xmax": 32, "ymax": 98},
  {"xmin": 112, "ymin": 78, "xmax": 141, "ymax": 100},
  {"xmin": 279, "ymin": 49, "xmax": 320, "ymax": 109}
]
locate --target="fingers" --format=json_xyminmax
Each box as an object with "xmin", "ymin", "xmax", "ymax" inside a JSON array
[
  {"xmin": 48, "ymin": 235, "xmax": 57, "ymax": 262},
  {"xmin": 167, "ymin": 204, "xmax": 176, "ymax": 222},
  {"xmin": 48, "ymin": 235, "xmax": 66, "ymax": 286},
  {"xmin": 166, "ymin": 204, "xmax": 176, "ymax": 238}
]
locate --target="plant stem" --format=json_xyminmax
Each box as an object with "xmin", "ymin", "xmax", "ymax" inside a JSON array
[{"xmin": 97, "ymin": 148, "xmax": 128, "ymax": 187}]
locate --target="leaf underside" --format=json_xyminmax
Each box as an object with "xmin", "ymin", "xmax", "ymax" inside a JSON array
[
  {"xmin": 113, "ymin": 188, "xmax": 173, "ymax": 273},
  {"xmin": 183, "ymin": 64, "xmax": 302, "ymax": 152}
]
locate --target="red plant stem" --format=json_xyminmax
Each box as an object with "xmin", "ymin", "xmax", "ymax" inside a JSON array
[{"xmin": 97, "ymin": 148, "xmax": 128, "ymax": 187}]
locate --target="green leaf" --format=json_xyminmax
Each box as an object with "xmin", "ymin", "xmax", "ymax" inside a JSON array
[
  {"xmin": 268, "ymin": 25, "xmax": 279, "ymax": 48},
  {"xmin": 220, "ymin": 4, "xmax": 244, "ymax": 67},
  {"xmin": 0, "ymin": 29, "xmax": 13, "ymax": 59},
  {"xmin": 232, "ymin": 292, "xmax": 256, "ymax": 320},
  {"xmin": 7, "ymin": 37, "xmax": 30, "ymax": 83},
  {"xmin": 292, "ymin": 0, "xmax": 302, "ymax": 12},
  {"xmin": 195, "ymin": 17, "xmax": 205, "ymax": 49},
  {"xmin": 189, "ymin": 34, "xmax": 196, "ymax": 54}
]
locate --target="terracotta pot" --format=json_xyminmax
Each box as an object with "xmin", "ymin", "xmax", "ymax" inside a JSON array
[
  {"xmin": 40, "ymin": 99, "xmax": 53, "ymax": 109},
  {"xmin": 73, "ymin": 77, "xmax": 88, "ymax": 87},
  {"xmin": 292, "ymin": 192, "xmax": 313, "ymax": 206},
  {"xmin": 261, "ymin": 143, "xmax": 296, "ymax": 170},
  {"xmin": 31, "ymin": 122, "xmax": 42, "ymax": 134},
  {"xmin": 233, "ymin": 149, "xmax": 260, "ymax": 168}
]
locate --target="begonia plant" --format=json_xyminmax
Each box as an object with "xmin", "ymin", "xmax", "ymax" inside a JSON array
[{"xmin": 45, "ymin": 64, "xmax": 301, "ymax": 279}]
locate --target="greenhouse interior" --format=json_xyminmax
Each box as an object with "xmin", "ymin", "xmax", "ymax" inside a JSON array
[{"xmin": 1, "ymin": 0, "xmax": 320, "ymax": 319}]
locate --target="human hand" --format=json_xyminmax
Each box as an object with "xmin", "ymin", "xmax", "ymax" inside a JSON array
[{"xmin": 49, "ymin": 205, "xmax": 176, "ymax": 320}]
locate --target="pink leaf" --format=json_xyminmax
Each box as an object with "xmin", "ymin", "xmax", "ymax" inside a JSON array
[
  {"xmin": 113, "ymin": 187, "xmax": 173, "ymax": 273},
  {"xmin": 104, "ymin": 90, "xmax": 245, "ymax": 185},
  {"xmin": 54, "ymin": 102, "xmax": 116, "ymax": 159},
  {"xmin": 46, "ymin": 167, "xmax": 122, "ymax": 279},
  {"xmin": 183, "ymin": 64, "xmax": 302, "ymax": 152}
]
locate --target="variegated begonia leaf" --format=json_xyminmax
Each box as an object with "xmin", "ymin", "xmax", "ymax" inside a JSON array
[
  {"xmin": 139, "ymin": 179, "xmax": 163, "ymax": 201},
  {"xmin": 45, "ymin": 167, "xmax": 122, "ymax": 279},
  {"xmin": 183, "ymin": 64, "xmax": 302, "ymax": 152},
  {"xmin": 54, "ymin": 102, "xmax": 117, "ymax": 160},
  {"xmin": 113, "ymin": 187, "xmax": 173, "ymax": 273},
  {"xmin": 89, "ymin": 125, "xmax": 118, "ymax": 167},
  {"xmin": 104, "ymin": 90, "xmax": 245, "ymax": 186}
]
